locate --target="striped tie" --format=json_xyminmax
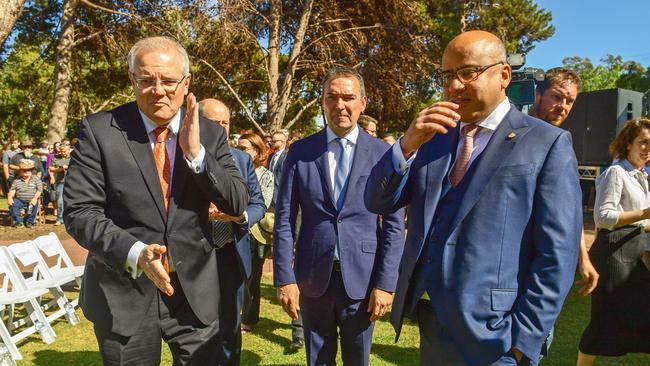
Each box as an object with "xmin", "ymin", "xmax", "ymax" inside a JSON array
[{"xmin": 450, "ymin": 124, "xmax": 480, "ymax": 186}]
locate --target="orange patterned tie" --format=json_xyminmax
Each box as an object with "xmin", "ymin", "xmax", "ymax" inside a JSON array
[
  {"xmin": 153, "ymin": 126, "xmax": 171, "ymax": 273},
  {"xmin": 449, "ymin": 124, "xmax": 480, "ymax": 186},
  {"xmin": 153, "ymin": 126, "xmax": 171, "ymax": 211}
]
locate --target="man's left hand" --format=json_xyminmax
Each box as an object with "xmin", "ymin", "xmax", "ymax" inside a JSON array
[
  {"xmin": 367, "ymin": 288, "xmax": 393, "ymax": 321},
  {"xmin": 179, "ymin": 92, "xmax": 201, "ymax": 160},
  {"xmin": 29, "ymin": 199, "xmax": 38, "ymax": 206},
  {"xmin": 208, "ymin": 203, "xmax": 244, "ymax": 223}
]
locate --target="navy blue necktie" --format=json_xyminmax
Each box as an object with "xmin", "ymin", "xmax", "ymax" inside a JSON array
[{"xmin": 333, "ymin": 138, "xmax": 351, "ymax": 210}]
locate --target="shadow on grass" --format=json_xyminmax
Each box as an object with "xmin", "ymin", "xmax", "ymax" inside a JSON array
[
  {"xmin": 32, "ymin": 350, "xmax": 102, "ymax": 366},
  {"xmin": 372, "ymin": 342, "xmax": 418, "ymax": 365}
]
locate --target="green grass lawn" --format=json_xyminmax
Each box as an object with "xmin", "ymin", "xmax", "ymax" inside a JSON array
[{"xmin": 7, "ymin": 277, "xmax": 648, "ymax": 366}]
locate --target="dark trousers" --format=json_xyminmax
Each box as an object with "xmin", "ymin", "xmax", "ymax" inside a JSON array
[
  {"xmin": 93, "ymin": 274, "xmax": 220, "ymax": 366},
  {"xmin": 216, "ymin": 243, "xmax": 246, "ymax": 366},
  {"xmin": 415, "ymin": 300, "xmax": 534, "ymax": 366},
  {"xmin": 10, "ymin": 199, "xmax": 38, "ymax": 224},
  {"xmin": 241, "ymin": 239, "xmax": 265, "ymax": 326},
  {"xmin": 300, "ymin": 269, "xmax": 374, "ymax": 366}
]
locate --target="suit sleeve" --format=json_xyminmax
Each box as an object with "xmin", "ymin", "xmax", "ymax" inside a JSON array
[
  {"xmin": 273, "ymin": 149, "xmax": 299, "ymax": 287},
  {"xmin": 365, "ymin": 146, "xmax": 412, "ymax": 215},
  {"xmin": 242, "ymin": 155, "xmax": 266, "ymax": 228},
  {"xmin": 511, "ymin": 131, "xmax": 581, "ymax": 360},
  {"xmin": 373, "ymin": 207, "xmax": 405, "ymax": 292},
  {"xmin": 63, "ymin": 117, "xmax": 140, "ymax": 271},
  {"xmin": 195, "ymin": 122, "xmax": 250, "ymax": 217}
]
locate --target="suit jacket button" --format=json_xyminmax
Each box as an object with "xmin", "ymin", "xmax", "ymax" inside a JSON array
[{"xmin": 337, "ymin": 219, "xmax": 342, "ymax": 223}]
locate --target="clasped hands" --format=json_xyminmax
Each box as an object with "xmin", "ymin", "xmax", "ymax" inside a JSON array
[
  {"xmin": 276, "ymin": 284, "xmax": 393, "ymax": 322},
  {"xmin": 209, "ymin": 203, "xmax": 245, "ymax": 223}
]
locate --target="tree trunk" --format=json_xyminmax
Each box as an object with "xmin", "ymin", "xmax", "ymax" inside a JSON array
[
  {"xmin": 47, "ymin": 0, "xmax": 79, "ymax": 144},
  {"xmin": 0, "ymin": 0, "xmax": 26, "ymax": 47},
  {"xmin": 265, "ymin": 0, "xmax": 313, "ymax": 133},
  {"xmin": 265, "ymin": 0, "xmax": 282, "ymax": 133}
]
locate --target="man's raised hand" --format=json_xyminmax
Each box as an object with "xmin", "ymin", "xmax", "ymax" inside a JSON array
[
  {"xmin": 179, "ymin": 92, "xmax": 201, "ymax": 160},
  {"xmin": 400, "ymin": 101, "xmax": 460, "ymax": 159}
]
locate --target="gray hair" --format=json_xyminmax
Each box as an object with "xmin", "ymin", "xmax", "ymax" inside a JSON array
[
  {"xmin": 321, "ymin": 66, "xmax": 366, "ymax": 97},
  {"xmin": 127, "ymin": 36, "xmax": 190, "ymax": 75}
]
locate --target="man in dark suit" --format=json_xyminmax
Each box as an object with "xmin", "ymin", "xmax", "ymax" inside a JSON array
[
  {"xmin": 274, "ymin": 67, "xmax": 405, "ymax": 366},
  {"xmin": 365, "ymin": 31, "xmax": 582, "ymax": 366},
  {"xmin": 268, "ymin": 130, "xmax": 287, "ymax": 207},
  {"xmin": 64, "ymin": 36, "xmax": 250, "ymax": 365},
  {"xmin": 198, "ymin": 98, "xmax": 266, "ymax": 365}
]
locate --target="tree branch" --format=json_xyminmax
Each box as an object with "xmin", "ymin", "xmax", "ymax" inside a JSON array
[
  {"xmin": 71, "ymin": 30, "xmax": 102, "ymax": 47},
  {"xmin": 297, "ymin": 23, "xmax": 382, "ymax": 62},
  {"xmin": 199, "ymin": 58, "xmax": 265, "ymax": 135},
  {"xmin": 79, "ymin": 0, "xmax": 139, "ymax": 18},
  {"xmin": 284, "ymin": 97, "xmax": 318, "ymax": 130}
]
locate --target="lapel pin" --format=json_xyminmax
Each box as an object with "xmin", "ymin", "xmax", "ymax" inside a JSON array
[{"xmin": 507, "ymin": 132, "xmax": 517, "ymax": 140}]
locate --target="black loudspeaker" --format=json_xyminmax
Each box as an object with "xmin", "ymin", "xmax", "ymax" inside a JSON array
[{"xmin": 563, "ymin": 88, "xmax": 644, "ymax": 166}]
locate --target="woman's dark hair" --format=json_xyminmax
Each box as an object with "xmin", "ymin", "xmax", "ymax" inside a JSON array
[
  {"xmin": 240, "ymin": 133, "xmax": 268, "ymax": 167},
  {"xmin": 609, "ymin": 118, "xmax": 650, "ymax": 159}
]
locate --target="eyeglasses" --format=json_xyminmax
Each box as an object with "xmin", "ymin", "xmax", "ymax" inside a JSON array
[
  {"xmin": 434, "ymin": 61, "xmax": 505, "ymax": 87},
  {"xmin": 130, "ymin": 73, "xmax": 188, "ymax": 93}
]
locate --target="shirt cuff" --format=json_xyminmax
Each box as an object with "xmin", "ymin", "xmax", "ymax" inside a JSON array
[
  {"xmin": 392, "ymin": 137, "xmax": 417, "ymax": 174},
  {"xmin": 125, "ymin": 241, "xmax": 148, "ymax": 279},
  {"xmin": 241, "ymin": 211, "xmax": 249, "ymax": 225},
  {"xmin": 185, "ymin": 145, "xmax": 206, "ymax": 173}
]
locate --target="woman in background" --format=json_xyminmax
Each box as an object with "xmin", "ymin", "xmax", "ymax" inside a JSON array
[
  {"xmin": 237, "ymin": 132, "xmax": 274, "ymax": 332},
  {"xmin": 577, "ymin": 118, "xmax": 650, "ymax": 366}
]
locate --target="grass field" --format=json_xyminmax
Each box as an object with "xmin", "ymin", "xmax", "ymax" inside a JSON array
[
  {"xmin": 1, "ymin": 198, "xmax": 647, "ymax": 365},
  {"xmin": 7, "ymin": 277, "xmax": 648, "ymax": 366}
]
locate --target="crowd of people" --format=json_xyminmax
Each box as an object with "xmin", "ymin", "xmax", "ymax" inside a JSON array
[
  {"xmin": 0, "ymin": 138, "xmax": 72, "ymax": 227},
  {"xmin": 1, "ymin": 29, "xmax": 649, "ymax": 366}
]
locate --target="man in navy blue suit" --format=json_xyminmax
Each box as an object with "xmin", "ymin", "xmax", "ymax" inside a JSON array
[
  {"xmin": 199, "ymin": 98, "xmax": 266, "ymax": 366},
  {"xmin": 365, "ymin": 31, "xmax": 582, "ymax": 366},
  {"xmin": 273, "ymin": 67, "xmax": 405, "ymax": 366}
]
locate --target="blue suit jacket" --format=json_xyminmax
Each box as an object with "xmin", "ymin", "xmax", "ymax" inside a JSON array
[
  {"xmin": 365, "ymin": 107, "xmax": 581, "ymax": 364},
  {"xmin": 273, "ymin": 129, "xmax": 405, "ymax": 300},
  {"xmin": 227, "ymin": 148, "xmax": 266, "ymax": 279}
]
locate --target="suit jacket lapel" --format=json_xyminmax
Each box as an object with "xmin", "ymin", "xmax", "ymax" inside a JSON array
[
  {"xmin": 344, "ymin": 132, "xmax": 371, "ymax": 208},
  {"xmin": 422, "ymin": 128, "xmax": 458, "ymax": 238},
  {"xmin": 449, "ymin": 107, "xmax": 531, "ymax": 231},
  {"xmin": 166, "ymin": 108, "xmax": 188, "ymax": 226},
  {"xmin": 112, "ymin": 103, "xmax": 167, "ymax": 223},
  {"xmin": 313, "ymin": 130, "xmax": 337, "ymax": 209}
]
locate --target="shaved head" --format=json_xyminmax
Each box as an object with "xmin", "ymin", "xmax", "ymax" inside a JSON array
[
  {"xmin": 441, "ymin": 30, "xmax": 511, "ymax": 123},
  {"xmin": 199, "ymin": 98, "xmax": 231, "ymax": 133},
  {"xmin": 444, "ymin": 30, "xmax": 507, "ymax": 65}
]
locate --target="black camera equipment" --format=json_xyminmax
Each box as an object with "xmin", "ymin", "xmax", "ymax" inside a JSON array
[{"xmin": 506, "ymin": 53, "xmax": 545, "ymax": 108}]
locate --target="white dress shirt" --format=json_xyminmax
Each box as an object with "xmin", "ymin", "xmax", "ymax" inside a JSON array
[
  {"xmin": 125, "ymin": 109, "xmax": 207, "ymax": 278},
  {"xmin": 392, "ymin": 98, "xmax": 512, "ymax": 174},
  {"xmin": 594, "ymin": 158, "xmax": 650, "ymax": 231},
  {"xmin": 270, "ymin": 148, "xmax": 285, "ymax": 171},
  {"xmin": 326, "ymin": 125, "xmax": 359, "ymax": 191}
]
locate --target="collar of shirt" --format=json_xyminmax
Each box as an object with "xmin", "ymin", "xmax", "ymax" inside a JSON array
[
  {"xmin": 615, "ymin": 158, "xmax": 649, "ymax": 178},
  {"xmin": 459, "ymin": 97, "xmax": 511, "ymax": 133},
  {"xmin": 326, "ymin": 125, "xmax": 359, "ymax": 145},
  {"xmin": 138, "ymin": 109, "xmax": 181, "ymax": 137}
]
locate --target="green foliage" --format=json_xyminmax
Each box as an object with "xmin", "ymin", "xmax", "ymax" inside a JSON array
[
  {"xmin": 0, "ymin": 0, "xmax": 556, "ymax": 141},
  {"xmin": 562, "ymin": 55, "xmax": 629, "ymax": 92}
]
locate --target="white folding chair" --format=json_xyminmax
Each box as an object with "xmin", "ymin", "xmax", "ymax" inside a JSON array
[
  {"xmin": 6, "ymin": 241, "xmax": 79, "ymax": 326},
  {"xmin": 32, "ymin": 233, "xmax": 84, "ymax": 293},
  {"xmin": 0, "ymin": 247, "xmax": 56, "ymax": 361}
]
